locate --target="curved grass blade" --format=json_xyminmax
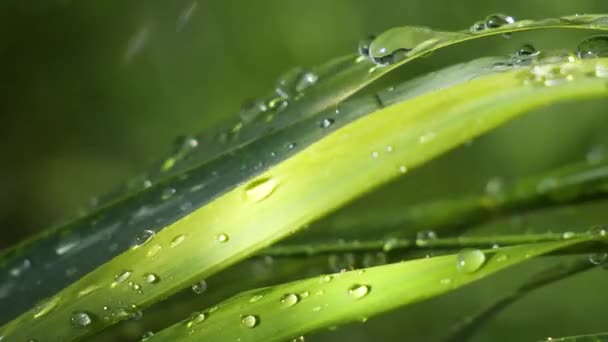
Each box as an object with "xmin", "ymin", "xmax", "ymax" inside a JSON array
[
  {"xmin": 0, "ymin": 55, "xmax": 526, "ymax": 323},
  {"xmin": 291, "ymin": 158, "xmax": 608, "ymax": 242},
  {"xmin": 1, "ymin": 56, "xmax": 607, "ymax": 341},
  {"xmin": 150, "ymin": 236, "xmax": 605, "ymax": 341},
  {"xmin": 444, "ymin": 258, "xmax": 597, "ymax": 342}
]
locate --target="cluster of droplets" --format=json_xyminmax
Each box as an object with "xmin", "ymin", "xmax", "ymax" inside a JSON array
[{"xmin": 469, "ymin": 13, "xmax": 515, "ymax": 33}]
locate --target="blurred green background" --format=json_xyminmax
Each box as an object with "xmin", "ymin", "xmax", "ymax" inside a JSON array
[{"xmin": 1, "ymin": 1, "xmax": 608, "ymax": 341}]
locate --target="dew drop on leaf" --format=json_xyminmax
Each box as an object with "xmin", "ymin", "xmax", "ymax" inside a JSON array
[
  {"xmin": 143, "ymin": 273, "xmax": 160, "ymax": 284},
  {"xmin": 33, "ymin": 297, "xmax": 60, "ymax": 319},
  {"xmin": 192, "ymin": 280, "xmax": 207, "ymax": 294},
  {"xmin": 141, "ymin": 331, "xmax": 155, "ymax": 341},
  {"xmin": 171, "ymin": 234, "xmax": 186, "ymax": 248},
  {"xmin": 456, "ymin": 249, "xmax": 486, "ymax": 273},
  {"xmin": 244, "ymin": 177, "xmax": 280, "ymax": 203},
  {"xmin": 70, "ymin": 311, "xmax": 93, "ymax": 327},
  {"xmin": 113, "ymin": 270, "xmax": 133, "ymax": 287},
  {"xmin": 249, "ymin": 294, "xmax": 264, "ymax": 303},
  {"xmin": 240, "ymin": 315, "xmax": 259, "ymax": 328},
  {"xmin": 216, "ymin": 233, "xmax": 229, "ymax": 243},
  {"xmin": 348, "ymin": 284, "xmax": 371, "ymax": 299},
  {"xmin": 484, "ymin": 13, "xmax": 515, "ymax": 29},
  {"xmin": 577, "ymin": 35, "xmax": 608, "ymax": 59},
  {"xmin": 588, "ymin": 252, "xmax": 608, "ymax": 265},
  {"xmin": 186, "ymin": 312, "xmax": 206, "ymax": 328},
  {"xmin": 415, "ymin": 230, "xmax": 437, "ymax": 246},
  {"xmin": 280, "ymin": 293, "xmax": 299, "ymax": 308},
  {"xmin": 319, "ymin": 118, "xmax": 335, "ymax": 128},
  {"xmin": 132, "ymin": 230, "xmax": 155, "ymax": 248}
]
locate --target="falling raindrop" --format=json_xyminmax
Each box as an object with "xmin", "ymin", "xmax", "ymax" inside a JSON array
[
  {"xmin": 55, "ymin": 239, "xmax": 79, "ymax": 256},
  {"xmin": 244, "ymin": 177, "xmax": 280, "ymax": 203},
  {"xmin": 485, "ymin": 177, "xmax": 505, "ymax": 197},
  {"xmin": 280, "ymin": 293, "xmax": 299, "ymax": 308},
  {"xmin": 456, "ymin": 249, "xmax": 486, "ymax": 273},
  {"xmin": 70, "ymin": 311, "xmax": 93, "ymax": 327},
  {"xmin": 192, "ymin": 280, "xmax": 207, "ymax": 294},
  {"xmin": 240, "ymin": 315, "xmax": 259, "ymax": 328},
  {"xmin": 348, "ymin": 284, "xmax": 371, "ymax": 299}
]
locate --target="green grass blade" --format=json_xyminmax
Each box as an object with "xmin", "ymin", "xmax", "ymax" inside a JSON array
[
  {"xmin": 1, "ymin": 55, "xmax": 607, "ymax": 341},
  {"xmin": 539, "ymin": 333, "xmax": 608, "ymax": 341},
  {"xmin": 150, "ymin": 236, "xmax": 604, "ymax": 341}
]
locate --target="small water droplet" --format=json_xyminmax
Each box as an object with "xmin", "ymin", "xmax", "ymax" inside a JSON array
[
  {"xmin": 147, "ymin": 244, "xmax": 162, "ymax": 258},
  {"xmin": 495, "ymin": 253, "xmax": 509, "ymax": 263},
  {"xmin": 186, "ymin": 312, "xmax": 206, "ymax": 328},
  {"xmin": 33, "ymin": 297, "xmax": 60, "ymax": 319},
  {"xmin": 286, "ymin": 142, "xmax": 296, "ymax": 150},
  {"xmin": 192, "ymin": 280, "xmax": 207, "ymax": 294},
  {"xmin": 319, "ymin": 275, "xmax": 333, "ymax": 283},
  {"xmin": 577, "ymin": 35, "xmax": 608, "ymax": 59},
  {"xmin": 399, "ymin": 165, "xmax": 408, "ymax": 173},
  {"xmin": 516, "ymin": 44, "xmax": 539, "ymax": 58},
  {"xmin": 371, "ymin": 151, "xmax": 379, "ymax": 158},
  {"xmin": 141, "ymin": 331, "xmax": 155, "ymax": 341},
  {"xmin": 244, "ymin": 177, "xmax": 280, "ymax": 203},
  {"xmin": 418, "ymin": 131, "xmax": 436, "ymax": 144},
  {"xmin": 112, "ymin": 270, "xmax": 132, "ymax": 288},
  {"xmin": 300, "ymin": 291, "xmax": 310, "ymax": 298},
  {"xmin": 143, "ymin": 273, "xmax": 159, "ymax": 284},
  {"xmin": 249, "ymin": 294, "xmax": 264, "ymax": 303},
  {"xmin": 70, "ymin": 311, "xmax": 93, "ymax": 327},
  {"xmin": 216, "ymin": 233, "xmax": 229, "ymax": 243},
  {"xmin": 348, "ymin": 284, "xmax": 371, "ymax": 299},
  {"xmin": 358, "ymin": 35, "xmax": 376, "ymax": 57},
  {"xmin": 240, "ymin": 315, "xmax": 259, "ymax": 328},
  {"xmin": 280, "ymin": 293, "xmax": 299, "ymax": 308},
  {"xmin": 484, "ymin": 13, "xmax": 515, "ymax": 29},
  {"xmin": 55, "ymin": 239, "xmax": 79, "ymax": 256},
  {"xmin": 469, "ymin": 21, "xmax": 486, "ymax": 33},
  {"xmin": 132, "ymin": 230, "xmax": 155, "ymax": 248},
  {"xmin": 588, "ymin": 252, "xmax": 608, "ymax": 265},
  {"xmin": 456, "ymin": 249, "xmax": 486, "ymax": 273},
  {"xmin": 295, "ymin": 71, "xmax": 319, "ymax": 93},
  {"xmin": 562, "ymin": 232, "xmax": 575, "ymax": 239},
  {"xmin": 171, "ymin": 234, "xmax": 186, "ymax": 248},
  {"xmin": 440, "ymin": 278, "xmax": 452, "ymax": 285},
  {"xmin": 320, "ymin": 118, "xmax": 335, "ymax": 128},
  {"xmin": 415, "ymin": 231, "xmax": 437, "ymax": 246}
]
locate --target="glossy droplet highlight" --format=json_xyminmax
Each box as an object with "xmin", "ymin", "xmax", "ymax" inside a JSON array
[
  {"xmin": 33, "ymin": 297, "xmax": 60, "ymax": 319},
  {"xmin": 320, "ymin": 118, "xmax": 334, "ymax": 128},
  {"xmin": 241, "ymin": 315, "xmax": 259, "ymax": 328},
  {"xmin": 112, "ymin": 270, "xmax": 132, "ymax": 287},
  {"xmin": 348, "ymin": 284, "xmax": 370, "ymax": 299},
  {"xmin": 71, "ymin": 311, "xmax": 93, "ymax": 327},
  {"xmin": 171, "ymin": 234, "xmax": 186, "ymax": 248},
  {"xmin": 456, "ymin": 249, "xmax": 486, "ymax": 273},
  {"xmin": 249, "ymin": 294, "xmax": 264, "ymax": 303},
  {"xmin": 484, "ymin": 13, "xmax": 515, "ymax": 29},
  {"xmin": 132, "ymin": 230, "xmax": 155, "ymax": 248},
  {"xmin": 186, "ymin": 312, "xmax": 206, "ymax": 328},
  {"xmin": 577, "ymin": 35, "xmax": 608, "ymax": 59},
  {"xmin": 244, "ymin": 177, "xmax": 280, "ymax": 203}
]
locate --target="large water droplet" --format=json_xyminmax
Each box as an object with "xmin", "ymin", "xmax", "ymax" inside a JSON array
[
  {"xmin": 192, "ymin": 280, "xmax": 207, "ymax": 294},
  {"xmin": 280, "ymin": 293, "xmax": 300, "ymax": 308},
  {"xmin": 577, "ymin": 35, "xmax": 608, "ymax": 59},
  {"xmin": 369, "ymin": 27, "xmax": 439, "ymax": 66},
  {"xmin": 186, "ymin": 312, "xmax": 206, "ymax": 328},
  {"xmin": 70, "ymin": 311, "xmax": 93, "ymax": 327},
  {"xmin": 348, "ymin": 284, "xmax": 371, "ymax": 299},
  {"xmin": 132, "ymin": 230, "xmax": 155, "ymax": 248},
  {"xmin": 484, "ymin": 13, "xmax": 515, "ymax": 29},
  {"xmin": 240, "ymin": 315, "xmax": 259, "ymax": 328},
  {"xmin": 456, "ymin": 249, "xmax": 486, "ymax": 273},
  {"xmin": 244, "ymin": 177, "xmax": 280, "ymax": 203}
]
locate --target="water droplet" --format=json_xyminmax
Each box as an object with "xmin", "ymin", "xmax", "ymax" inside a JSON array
[
  {"xmin": 78, "ymin": 285, "xmax": 100, "ymax": 297},
  {"xmin": 312, "ymin": 306, "xmax": 322, "ymax": 312},
  {"xmin": 588, "ymin": 252, "xmax": 608, "ymax": 265},
  {"xmin": 371, "ymin": 151, "xmax": 379, "ymax": 158},
  {"xmin": 132, "ymin": 230, "xmax": 155, "ymax": 248},
  {"xmin": 280, "ymin": 293, "xmax": 299, "ymax": 308},
  {"xmin": 562, "ymin": 232, "xmax": 575, "ymax": 239},
  {"xmin": 9, "ymin": 259, "xmax": 31, "ymax": 277},
  {"xmin": 141, "ymin": 331, "xmax": 155, "ymax": 341},
  {"xmin": 577, "ymin": 35, "xmax": 608, "ymax": 59},
  {"xmin": 300, "ymin": 291, "xmax": 310, "ymax": 298},
  {"xmin": 33, "ymin": 297, "xmax": 60, "ymax": 319},
  {"xmin": 290, "ymin": 336, "xmax": 305, "ymax": 342},
  {"xmin": 161, "ymin": 188, "xmax": 176, "ymax": 200},
  {"xmin": 147, "ymin": 244, "xmax": 162, "ymax": 258},
  {"xmin": 171, "ymin": 234, "xmax": 186, "ymax": 248},
  {"xmin": 484, "ymin": 13, "xmax": 515, "ymax": 29},
  {"xmin": 239, "ymin": 99, "xmax": 269, "ymax": 123},
  {"xmin": 516, "ymin": 44, "xmax": 539, "ymax": 58},
  {"xmin": 495, "ymin": 253, "xmax": 509, "ymax": 263},
  {"xmin": 469, "ymin": 21, "xmax": 486, "ymax": 33},
  {"xmin": 216, "ymin": 233, "xmax": 229, "ymax": 243},
  {"xmin": 358, "ymin": 35, "xmax": 376, "ymax": 57},
  {"xmin": 399, "ymin": 165, "xmax": 408, "ymax": 173},
  {"xmin": 70, "ymin": 311, "xmax": 93, "ymax": 327},
  {"xmin": 240, "ymin": 315, "xmax": 259, "ymax": 328},
  {"xmin": 415, "ymin": 230, "xmax": 438, "ymax": 246},
  {"xmin": 186, "ymin": 312, "xmax": 206, "ymax": 328},
  {"xmin": 286, "ymin": 142, "xmax": 296, "ymax": 150},
  {"xmin": 192, "ymin": 280, "xmax": 207, "ymax": 294},
  {"xmin": 144, "ymin": 273, "xmax": 160, "ymax": 284},
  {"xmin": 348, "ymin": 284, "xmax": 371, "ymax": 299},
  {"xmin": 320, "ymin": 118, "xmax": 335, "ymax": 128},
  {"xmin": 249, "ymin": 294, "xmax": 264, "ymax": 303},
  {"xmin": 112, "ymin": 270, "xmax": 132, "ymax": 287},
  {"xmin": 319, "ymin": 275, "xmax": 333, "ymax": 283},
  {"xmin": 369, "ymin": 26, "xmax": 441, "ymax": 66},
  {"xmin": 244, "ymin": 177, "xmax": 280, "ymax": 203},
  {"xmin": 456, "ymin": 249, "xmax": 486, "ymax": 273}
]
